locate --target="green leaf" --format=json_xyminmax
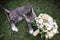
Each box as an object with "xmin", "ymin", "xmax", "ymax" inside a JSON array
[{"xmin": 32, "ymin": 21, "xmax": 37, "ymax": 27}]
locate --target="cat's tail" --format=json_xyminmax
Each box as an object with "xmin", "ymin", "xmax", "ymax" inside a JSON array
[{"xmin": 0, "ymin": 4, "xmax": 11, "ymax": 13}]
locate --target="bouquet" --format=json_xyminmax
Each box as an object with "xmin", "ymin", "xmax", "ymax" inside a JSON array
[{"xmin": 33, "ymin": 14, "xmax": 59, "ymax": 39}]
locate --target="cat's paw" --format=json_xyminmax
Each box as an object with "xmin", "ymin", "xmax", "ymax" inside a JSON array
[
  {"xmin": 12, "ymin": 26, "xmax": 18, "ymax": 32},
  {"xmin": 29, "ymin": 29, "xmax": 34, "ymax": 34}
]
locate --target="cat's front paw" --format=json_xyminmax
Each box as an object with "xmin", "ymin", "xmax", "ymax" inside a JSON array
[
  {"xmin": 29, "ymin": 29, "xmax": 34, "ymax": 34},
  {"xmin": 12, "ymin": 26, "xmax": 18, "ymax": 32}
]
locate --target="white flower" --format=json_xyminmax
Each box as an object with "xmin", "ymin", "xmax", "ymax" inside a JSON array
[
  {"xmin": 39, "ymin": 19, "xmax": 43, "ymax": 24},
  {"xmin": 48, "ymin": 32, "xmax": 54, "ymax": 39},
  {"xmin": 47, "ymin": 24, "xmax": 53, "ymax": 30},
  {"xmin": 53, "ymin": 22, "xmax": 58, "ymax": 29},
  {"xmin": 38, "ymin": 24, "xmax": 44, "ymax": 28},
  {"xmin": 35, "ymin": 13, "xmax": 59, "ymax": 39},
  {"xmin": 45, "ymin": 31, "xmax": 54, "ymax": 39}
]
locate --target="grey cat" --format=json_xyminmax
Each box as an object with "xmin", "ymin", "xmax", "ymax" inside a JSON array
[{"xmin": 0, "ymin": 5, "xmax": 37, "ymax": 34}]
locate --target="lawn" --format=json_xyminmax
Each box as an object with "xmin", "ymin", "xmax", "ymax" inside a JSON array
[{"xmin": 0, "ymin": 0, "xmax": 60, "ymax": 40}]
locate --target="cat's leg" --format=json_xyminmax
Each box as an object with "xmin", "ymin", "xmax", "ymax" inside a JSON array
[
  {"xmin": 27, "ymin": 22, "xmax": 34, "ymax": 34},
  {"xmin": 26, "ymin": 8, "xmax": 37, "ymax": 34},
  {"xmin": 23, "ymin": 14, "xmax": 34, "ymax": 34},
  {"xmin": 10, "ymin": 21, "xmax": 18, "ymax": 32},
  {"xmin": 32, "ymin": 8, "xmax": 37, "ymax": 17}
]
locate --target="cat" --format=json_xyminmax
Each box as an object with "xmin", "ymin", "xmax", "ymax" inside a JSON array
[{"xmin": 0, "ymin": 5, "xmax": 37, "ymax": 34}]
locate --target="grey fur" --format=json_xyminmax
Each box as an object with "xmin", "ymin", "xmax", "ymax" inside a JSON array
[{"xmin": 2, "ymin": 5, "xmax": 37, "ymax": 33}]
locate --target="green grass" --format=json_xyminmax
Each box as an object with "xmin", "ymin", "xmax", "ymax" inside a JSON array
[{"xmin": 0, "ymin": 0, "xmax": 60, "ymax": 40}]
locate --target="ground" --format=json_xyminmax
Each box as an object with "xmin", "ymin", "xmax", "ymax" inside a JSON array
[{"xmin": 0, "ymin": 0, "xmax": 60, "ymax": 40}]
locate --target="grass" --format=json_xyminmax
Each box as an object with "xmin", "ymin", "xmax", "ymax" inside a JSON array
[{"xmin": 0, "ymin": 0, "xmax": 60, "ymax": 40}]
